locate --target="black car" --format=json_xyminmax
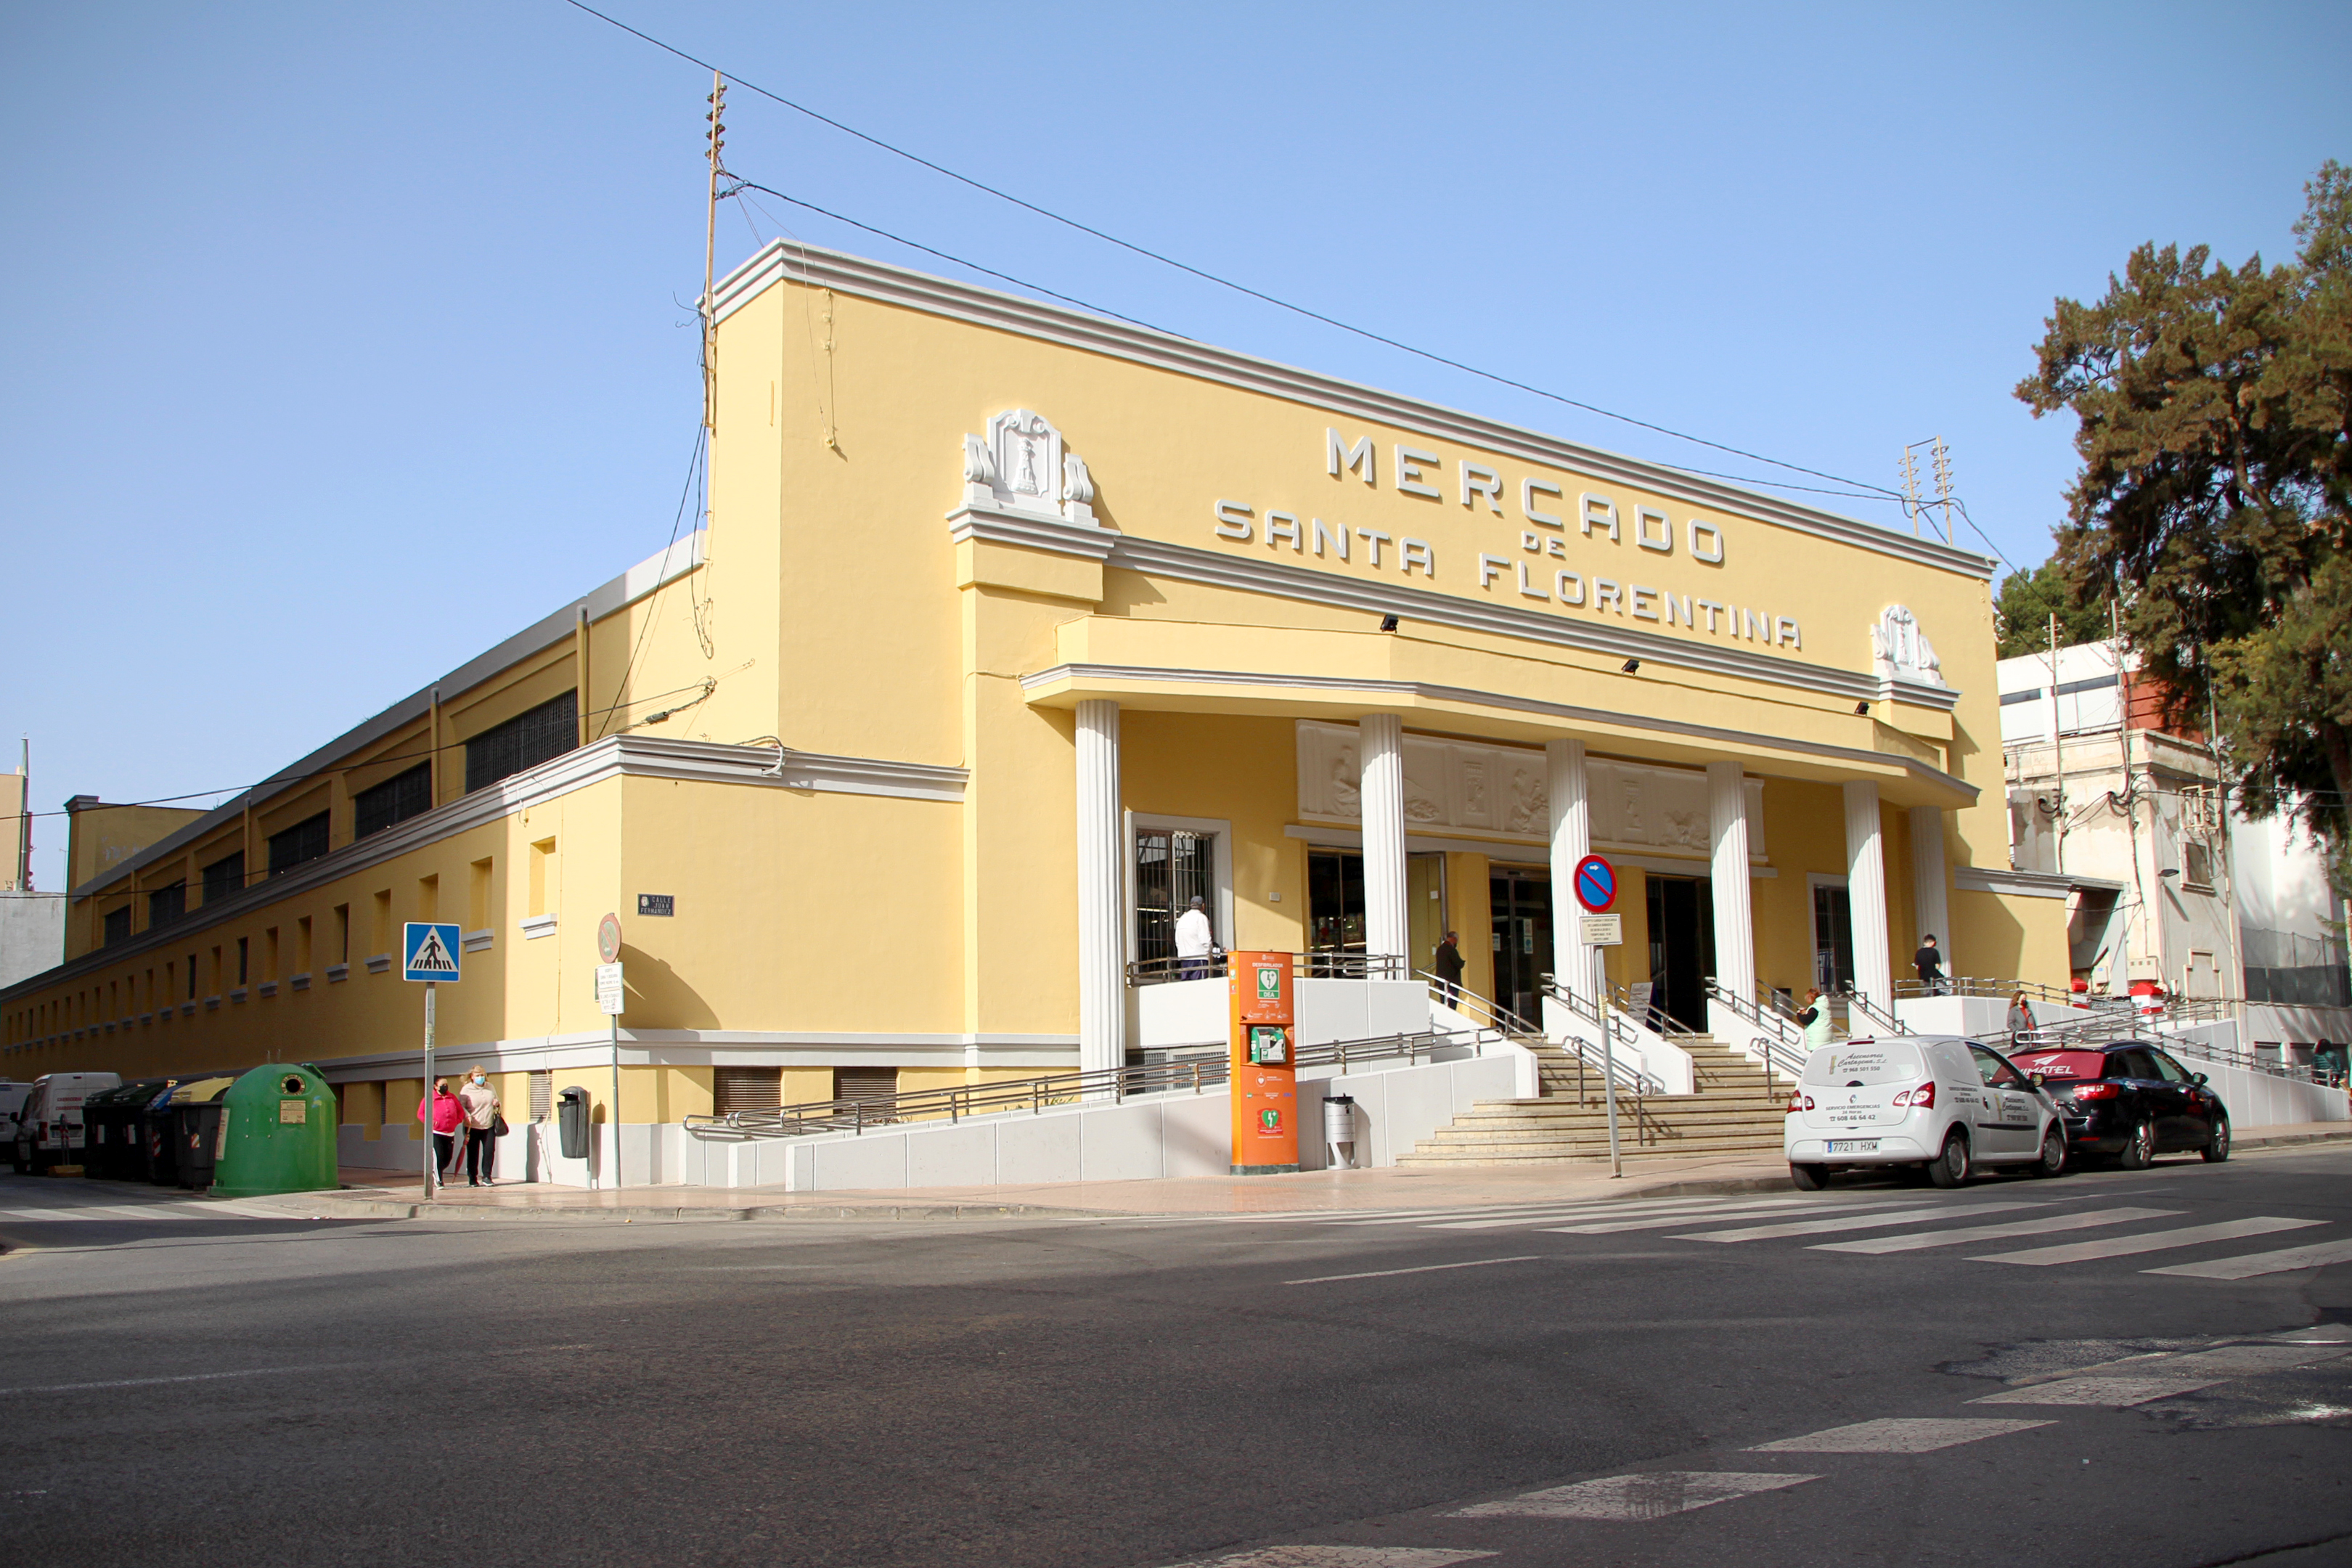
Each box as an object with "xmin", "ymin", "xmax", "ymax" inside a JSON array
[{"xmin": 2006, "ymin": 1040, "xmax": 2230, "ymax": 1167}]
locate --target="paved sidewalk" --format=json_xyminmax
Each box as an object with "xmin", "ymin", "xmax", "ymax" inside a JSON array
[{"xmin": 235, "ymin": 1122, "xmax": 2352, "ymax": 1224}]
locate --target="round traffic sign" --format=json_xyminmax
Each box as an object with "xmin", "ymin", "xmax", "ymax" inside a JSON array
[
  {"xmin": 1572, "ymin": 854, "xmax": 1617, "ymax": 913},
  {"xmin": 597, "ymin": 912, "xmax": 623, "ymax": 963}
]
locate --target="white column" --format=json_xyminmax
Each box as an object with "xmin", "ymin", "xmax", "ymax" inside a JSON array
[
  {"xmin": 1707, "ymin": 761, "xmax": 1757, "ymax": 1010},
  {"xmin": 1359, "ymin": 714, "xmax": 1410, "ymax": 972},
  {"xmin": 1845, "ymin": 780, "xmax": 1893, "ymax": 1013},
  {"xmin": 1909, "ymin": 805, "xmax": 1948, "ymax": 973},
  {"xmin": 1074, "ymin": 700, "xmax": 1124, "ymax": 1075},
  {"xmin": 1547, "ymin": 738, "xmax": 1592, "ymax": 1010}
]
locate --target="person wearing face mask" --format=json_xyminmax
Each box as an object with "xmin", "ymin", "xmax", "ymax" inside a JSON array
[{"xmin": 457, "ymin": 1069, "xmax": 504, "ymax": 1188}]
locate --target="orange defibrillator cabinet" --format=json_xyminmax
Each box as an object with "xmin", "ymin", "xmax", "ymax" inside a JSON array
[{"xmin": 1228, "ymin": 950, "xmax": 1300, "ymax": 1174}]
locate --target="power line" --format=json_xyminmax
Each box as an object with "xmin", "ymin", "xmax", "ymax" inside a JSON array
[{"xmin": 560, "ymin": 0, "xmax": 1937, "ymax": 515}]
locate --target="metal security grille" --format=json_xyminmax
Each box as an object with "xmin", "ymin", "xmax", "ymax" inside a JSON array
[
  {"xmin": 833, "ymin": 1067, "xmax": 898, "ymax": 1106},
  {"xmin": 1133, "ymin": 828, "xmax": 1216, "ymax": 965},
  {"xmin": 528, "ymin": 1070, "xmax": 552, "ymax": 1122},
  {"xmin": 103, "ymin": 908, "xmax": 130, "ymax": 946},
  {"xmin": 714, "ymin": 1066, "xmax": 783, "ymax": 1115},
  {"xmin": 465, "ymin": 692, "xmax": 579, "ymax": 794},
  {"xmin": 268, "ymin": 812, "xmax": 331, "ymax": 875},
  {"xmin": 201, "ymin": 852, "xmax": 245, "ymax": 905},
  {"xmin": 147, "ymin": 881, "xmax": 186, "ymax": 928},
  {"xmin": 354, "ymin": 762, "xmax": 433, "ymax": 838}
]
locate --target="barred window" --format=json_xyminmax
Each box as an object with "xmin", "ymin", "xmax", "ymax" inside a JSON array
[
  {"xmin": 268, "ymin": 812, "xmax": 331, "ymax": 875},
  {"xmin": 354, "ymin": 762, "xmax": 432, "ymax": 838},
  {"xmin": 466, "ymin": 692, "xmax": 579, "ymax": 794},
  {"xmin": 148, "ymin": 881, "xmax": 186, "ymax": 929},
  {"xmin": 103, "ymin": 907, "xmax": 130, "ymax": 946},
  {"xmin": 201, "ymin": 852, "xmax": 245, "ymax": 905},
  {"xmin": 714, "ymin": 1066, "xmax": 783, "ymax": 1116}
]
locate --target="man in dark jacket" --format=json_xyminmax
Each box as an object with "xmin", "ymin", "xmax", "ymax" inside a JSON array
[
  {"xmin": 1433, "ymin": 931, "xmax": 1466, "ymax": 1007},
  {"xmin": 1914, "ymin": 934, "xmax": 1946, "ymax": 995}
]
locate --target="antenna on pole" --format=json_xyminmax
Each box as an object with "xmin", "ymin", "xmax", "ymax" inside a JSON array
[
  {"xmin": 703, "ymin": 71, "xmax": 728, "ymax": 436},
  {"xmin": 1930, "ymin": 435, "xmax": 1955, "ymax": 544},
  {"xmin": 1898, "ymin": 444, "xmax": 1924, "ymax": 536}
]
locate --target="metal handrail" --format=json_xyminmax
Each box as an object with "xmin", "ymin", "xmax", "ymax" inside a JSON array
[
  {"xmin": 1701, "ymin": 979, "xmax": 1808, "ymax": 1082},
  {"xmin": 683, "ymin": 1024, "xmax": 1493, "ymax": 1141},
  {"xmin": 1842, "ymin": 987, "xmax": 1903, "ymax": 1036},
  {"xmin": 1537, "ymin": 979, "xmax": 1667, "ymax": 1098},
  {"xmin": 1611, "ymin": 983, "xmax": 1705, "ymax": 1038},
  {"xmin": 1124, "ymin": 950, "xmax": 1410, "ymax": 987}
]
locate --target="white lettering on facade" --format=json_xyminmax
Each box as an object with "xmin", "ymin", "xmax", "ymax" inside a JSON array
[
  {"xmin": 1313, "ymin": 517, "xmax": 1350, "ymax": 560},
  {"xmin": 1629, "ymin": 584, "xmax": 1659, "ymax": 621},
  {"xmin": 1696, "ymin": 598, "xmax": 1723, "ymax": 632},
  {"xmin": 1516, "ymin": 562, "xmax": 1549, "ymax": 600},
  {"xmin": 1266, "ymin": 512, "xmax": 1301, "ymax": 550},
  {"xmin": 1479, "ymin": 554, "xmax": 1508, "ymax": 589},
  {"xmin": 1636, "ymin": 508, "xmax": 1673, "ymax": 554},
  {"xmin": 1522, "ymin": 477, "xmax": 1563, "ymax": 528},
  {"xmin": 1778, "ymin": 616, "xmax": 1802, "ymax": 650},
  {"xmin": 1556, "ymin": 571, "xmax": 1586, "ymax": 605},
  {"xmin": 1328, "ymin": 429, "xmax": 1376, "ymax": 484},
  {"xmin": 1400, "ymin": 538, "xmax": 1435, "ymax": 578},
  {"xmin": 1357, "ymin": 528, "xmax": 1391, "ymax": 566},
  {"xmin": 1690, "ymin": 521, "xmax": 1725, "ymax": 563},
  {"xmin": 1460, "ymin": 462, "xmax": 1503, "ymax": 513},
  {"xmin": 1215, "ymin": 499, "xmax": 1254, "ymax": 539},
  {"xmin": 1580, "ymin": 494, "xmax": 1620, "ymax": 542},
  {"xmin": 1395, "ymin": 445, "xmax": 1442, "ymax": 499},
  {"xmin": 1594, "ymin": 578, "xmax": 1622, "ymax": 612}
]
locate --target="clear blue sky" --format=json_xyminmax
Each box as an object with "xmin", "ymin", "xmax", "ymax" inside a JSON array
[{"xmin": 5, "ymin": 1, "xmax": 2345, "ymax": 894}]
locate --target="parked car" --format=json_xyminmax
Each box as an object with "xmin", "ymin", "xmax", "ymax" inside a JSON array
[
  {"xmin": 1787, "ymin": 1035, "xmax": 2067, "ymax": 1190},
  {"xmin": 9, "ymin": 1071, "xmax": 123, "ymax": 1173},
  {"xmin": 2006, "ymin": 1040, "xmax": 2230, "ymax": 1167},
  {"xmin": 0, "ymin": 1081, "xmax": 30, "ymax": 1153}
]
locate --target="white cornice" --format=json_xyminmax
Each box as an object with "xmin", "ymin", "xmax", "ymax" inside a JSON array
[
  {"xmin": 947, "ymin": 505, "xmax": 1118, "ymax": 561},
  {"xmin": 1020, "ymin": 661, "xmax": 1977, "ymax": 804},
  {"xmin": 75, "ymin": 531, "xmax": 709, "ymax": 902},
  {"xmin": 1953, "ymin": 865, "xmax": 2087, "ymax": 900},
  {"xmin": 11, "ymin": 736, "xmax": 965, "ymax": 1004},
  {"xmin": 713, "ymin": 240, "xmax": 1994, "ymax": 581}
]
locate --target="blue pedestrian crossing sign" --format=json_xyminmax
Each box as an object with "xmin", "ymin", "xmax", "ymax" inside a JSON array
[{"xmin": 403, "ymin": 922, "xmax": 462, "ymax": 982}]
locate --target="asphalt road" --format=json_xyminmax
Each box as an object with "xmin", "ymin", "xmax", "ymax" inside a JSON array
[{"xmin": 2, "ymin": 1146, "xmax": 2349, "ymax": 1568}]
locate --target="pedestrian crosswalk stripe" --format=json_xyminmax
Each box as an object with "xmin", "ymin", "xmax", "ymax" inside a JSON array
[
  {"xmin": 1674, "ymin": 1201, "xmax": 2048, "ymax": 1243},
  {"xmin": 1969, "ymin": 1216, "xmax": 2323, "ymax": 1266},
  {"xmin": 1746, "ymin": 1418, "xmax": 2052, "ymax": 1453},
  {"xmin": 1161, "ymin": 1549, "xmax": 1495, "ymax": 1567},
  {"xmin": 1440, "ymin": 1196, "xmax": 1874, "ymax": 1231},
  {"xmin": 1544, "ymin": 1198, "xmax": 1898, "ymax": 1235},
  {"xmin": 2144, "ymin": 1237, "xmax": 2352, "ymax": 1281},
  {"xmin": 2126, "ymin": 1344, "xmax": 2352, "ymax": 1376},
  {"xmin": 1971, "ymin": 1376, "xmax": 2224, "ymax": 1407},
  {"xmin": 1453, "ymin": 1470, "xmax": 1818, "ymax": 1521},
  {"xmin": 1810, "ymin": 1206, "xmax": 2182, "ymax": 1254}
]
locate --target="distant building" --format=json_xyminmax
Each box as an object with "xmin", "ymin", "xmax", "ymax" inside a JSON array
[
  {"xmin": 0, "ymin": 768, "xmax": 64, "ymax": 990},
  {"xmin": 1998, "ymin": 637, "xmax": 2351, "ymax": 1060}
]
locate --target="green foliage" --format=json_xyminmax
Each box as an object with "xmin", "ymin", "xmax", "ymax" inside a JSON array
[
  {"xmin": 2016, "ymin": 161, "xmax": 2352, "ymax": 873},
  {"xmin": 1994, "ymin": 559, "xmax": 2112, "ymax": 657}
]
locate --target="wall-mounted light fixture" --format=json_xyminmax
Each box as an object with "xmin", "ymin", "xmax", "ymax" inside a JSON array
[
  {"xmin": 1378, "ymin": 614, "xmax": 1400, "ymax": 632},
  {"xmin": 1620, "ymin": 658, "xmax": 1641, "ymax": 674},
  {"xmin": 1855, "ymin": 701, "xmax": 1871, "ymax": 715},
  {"xmin": 2158, "ymin": 867, "xmax": 2180, "ymax": 879}
]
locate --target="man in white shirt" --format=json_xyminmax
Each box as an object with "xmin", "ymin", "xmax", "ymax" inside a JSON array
[{"xmin": 1175, "ymin": 894, "xmax": 1215, "ymax": 980}]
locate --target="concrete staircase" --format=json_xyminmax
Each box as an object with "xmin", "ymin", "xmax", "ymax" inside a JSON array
[{"xmin": 1397, "ymin": 1035, "xmax": 1792, "ymax": 1167}]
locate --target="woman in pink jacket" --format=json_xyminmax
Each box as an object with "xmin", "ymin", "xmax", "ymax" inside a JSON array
[{"xmin": 417, "ymin": 1078, "xmax": 462, "ymax": 1180}]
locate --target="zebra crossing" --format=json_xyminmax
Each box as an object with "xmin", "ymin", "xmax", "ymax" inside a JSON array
[
  {"xmin": 1187, "ymin": 1190, "xmax": 2352, "ymax": 1283},
  {"xmin": 0, "ymin": 1189, "xmax": 302, "ymax": 1225}
]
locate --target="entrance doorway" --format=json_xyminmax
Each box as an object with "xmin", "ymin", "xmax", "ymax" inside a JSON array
[
  {"xmin": 1489, "ymin": 867, "xmax": 1552, "ymax": 1021},
  {"xmin": 1644, "ymin": 875, "xmax": 1716, "ymax": 1032},
  {"xmin": 1811, "ymin": 880, "xmax": 1855, "ymax": 992},
  {"xmin": 1307, "ymin": 848, "xmax": 1447, "ymax": 975}
]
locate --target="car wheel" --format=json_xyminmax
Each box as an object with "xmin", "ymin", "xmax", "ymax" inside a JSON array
[
  {"xmin": 2202, "ymin": 1117, "xmax": 2231, "ymax": 1164},
  {"xmin": 1926, "ymin": 1132, "xmax": 1970, "ymax": 1188},
  {"xmin": 2028, "ymin": 1127, "xmax": 2067, "ymax": 1177},
  {"xmin": 1789, "ymin": 1162, "xmax": 1829, "ymax": 1191},
  {"xmin": 2118, "ymin": 1119, "xmax": 2157, "ymax": 1170}
]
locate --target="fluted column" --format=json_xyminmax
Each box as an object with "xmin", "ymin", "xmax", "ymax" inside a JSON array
[
  {"xmin": 1547, "ymin": 738, "xmax": 1593, "ymax": 1010},
  {"xmin": 1359, "ymin": 714, "xmax": 1409, "ymax": 971},
  {"xmin": 1910, "ymin": 805, "xmax": 1948, "ymax": 973},
  {"xmin": 1074, "ymin": 700, "xmax": 1124, "ymax": 1074},
  {"xmin": 1846, "ymin": 780, "xmax": 1893, "ymax": 1013},
  {"xmin": 1707, "ymin": 761, "xmax": 1757, "ymax": 1008}
]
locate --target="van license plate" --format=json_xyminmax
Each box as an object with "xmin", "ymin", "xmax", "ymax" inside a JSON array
[{"xmin": 1826, "ymin": 1140, "xmax": 1879, "ymax": 1154}]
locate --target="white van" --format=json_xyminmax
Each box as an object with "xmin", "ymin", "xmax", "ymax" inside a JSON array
[
  {"xmin": 10, "ymin": 1072, "xmax": 123, "ymax": 1174},
  {"xmin": 1785, "ymin": 1036, "xmax": 2065, "ymax": 1190},
  {"xmin": 0, "ymin": 1082, "xmax": 30, "ymax": 1152}
]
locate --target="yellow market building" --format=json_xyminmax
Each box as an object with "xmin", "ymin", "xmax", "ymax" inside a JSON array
[{"xmin": 2, "ymin": 241, "xmax": 2071, "ymax": 1183}]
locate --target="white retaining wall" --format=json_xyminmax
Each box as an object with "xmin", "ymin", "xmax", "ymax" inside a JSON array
[{"xmin": 1130, "ymin": 976, "xmax": 1429, "ymax": 1052}]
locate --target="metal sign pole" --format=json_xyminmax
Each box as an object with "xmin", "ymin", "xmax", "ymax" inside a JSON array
[
  {"xmin": 422, "ymin": 981, "xmax": 436, "ymax": 1202},
  {"xmin": 1596, "ymin": 948, "xmax": 1621, "ymax": 1178},
  {"xmin": 609, "ymin": 1012, "xmax": 623, "ymax": 1192}
]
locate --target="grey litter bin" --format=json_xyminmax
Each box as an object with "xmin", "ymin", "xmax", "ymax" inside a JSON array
[
  {"xmin": 556, "ymin": 1086, "xmax": 592, "ymax": 1161},
  {"xmin": 1323, "ymin": 1095, "xmax": 1357, "ymax": 1170}
]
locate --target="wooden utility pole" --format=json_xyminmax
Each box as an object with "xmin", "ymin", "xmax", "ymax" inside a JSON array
[{"xmin": 703, "ymin": 71, "xmax": 727, "ymax": 436}]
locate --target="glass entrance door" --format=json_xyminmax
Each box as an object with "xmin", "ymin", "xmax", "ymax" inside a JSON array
[
  {"xmin": 1643, "ymin": 875, "xmax": 1717, "ymax": 1032},
  {"xmin": 1812, "ymin": 882, "xmax": 1855, "ymax": 993},
  {"xmin": 1488, "ymin": 867, "xmax": 1552, "ymax": 1021}
]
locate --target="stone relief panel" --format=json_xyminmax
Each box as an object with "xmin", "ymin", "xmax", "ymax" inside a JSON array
[{"xmin": 1297, "ymin": 721, "xmax": 1765, "ymax": 858}]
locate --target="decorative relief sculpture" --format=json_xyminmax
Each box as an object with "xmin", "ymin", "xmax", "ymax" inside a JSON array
[
  {"xmin": 955, "ymin": 409, "xmax": 1101, "ymax": 526},
  {"xmin": 1871, "ymin": 604, "xmax": 1947, "ymax": 687},
  {"xmin": 1295, "ymin": 720, "xmax": 1768, "ymax": 861}
]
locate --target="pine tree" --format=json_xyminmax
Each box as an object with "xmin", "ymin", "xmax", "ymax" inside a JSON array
[
  {"xmin": 1993, "ymin": 559, "xmax": 2112, "ymax": 658},
  {"xmin": 2016, "ymin": 161, "xmax": 2351, "ymax": 880}
]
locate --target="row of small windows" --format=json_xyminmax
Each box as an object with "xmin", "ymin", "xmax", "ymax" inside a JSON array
[{"xmin": 94, "ymin": 693, "xmax": 579, "ymax": 947}]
